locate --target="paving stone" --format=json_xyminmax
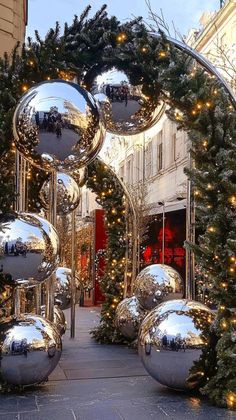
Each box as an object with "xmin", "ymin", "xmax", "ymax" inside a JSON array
[
  {"xmin": 0, "ymin": 307, "xmax": 232, "ymax": 419},
  {"xmin": 74, "ymin": 405, "xmax": 123, "ymax": 420},
  {"xmin": 19, "ymin": 408, "xmax": 75, "ymax": 420}
]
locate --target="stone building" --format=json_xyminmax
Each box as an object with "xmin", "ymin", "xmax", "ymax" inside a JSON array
[{"xmin": 0, "ymin": 0, "xmax": 27, "ymax": 57}]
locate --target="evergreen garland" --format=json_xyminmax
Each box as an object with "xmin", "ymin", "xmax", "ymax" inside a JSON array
[{"xmin": 0, "ymin": 4, "xmax": 235, "ymax": 407}]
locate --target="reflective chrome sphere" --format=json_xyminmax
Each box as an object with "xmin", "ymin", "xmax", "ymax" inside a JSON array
[
  {"xmin": 92, "ymin": 68, "xmax": 162, "ymax": 135},
  {"xmin": 40, "ymin": 172, "xmax": 80, "ymax": 215},
  {"xmin": 13, "ymin": 80, "xmax": 106, "ymax": 172},
  {"xmin": 41, "ymin": 304, "xmax": 67, "ymax": 336},
  {"xmin": 0, "ymin": 314, "xmax": 62, "ymax": 386},
  {"xmin": 54, "ymin": 305, "xmax": 67, "ymax": 335},
  {"xmin": 138, "ymin": 299, "xmax": 214, "ymax": 390},
  {"xmin": 115, "ymin": 296, "xmax": 147, "ymax": 340},
  {"xmin": 0, "ymin": 213, "xmax": 59, "ymax": 286},
  {"xmin": 0, "ymin": 286, "xmax": 13, "ymax": 319},
  {"xmin": 55, "ymin": 267, "xmax": 80, "ymax": 310},
  {"xmin": 71, "ymin": 166, "xmax": 88, "ymax": 188},
  {"xmin": 134, "ymin": 264, "xmax": 184, "ymax": 310}
]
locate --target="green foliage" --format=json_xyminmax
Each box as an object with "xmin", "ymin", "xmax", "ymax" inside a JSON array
[{"xmin": 87, "ymin": 159, "xmax": 128, "ymax": 343}]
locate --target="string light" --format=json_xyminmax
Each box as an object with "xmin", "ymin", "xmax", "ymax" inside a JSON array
[{"xmin": 117, "ymin": 32, "xmax": 126, "ymax": 42}]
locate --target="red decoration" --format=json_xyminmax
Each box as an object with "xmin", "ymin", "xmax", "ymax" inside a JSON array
[{"xmin": 93, "ymin": 209, "xmax": 107, "ymax": 304}]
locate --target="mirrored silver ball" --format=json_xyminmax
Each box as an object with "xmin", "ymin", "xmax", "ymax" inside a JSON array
[
  {"xmin": 0, "ymin": 213, "xmax": 59, "ymax": 286},
  {"xmin": 71, "ymin": 166, "xmax": 88, "ymax": 188},
  {"xmin": 40, "ymin": 172, "xmax": 80, "ymax": 215},
  {"xmin": 138, "ymin": 299, "xmax": 214, "ymax": 390},
  {"xmin": 134, "ymin": 264, "xmax": 184, "ymax": 310},
  {"xmin": 92, "ymin": 68, "xmax": 163, "ymax": 135},
  {"xmin": 0, "ymin": 314, "xmax": 62, "ymax": 386},
  {"xmin": 40, "ymin": 304, "xmax": 67, "ymax": 336},
  {"xmin": 13, "ymin": 80, "xmax": 106, "ymax": 172},
  {"xmin": 115, "ymin": 296, "xmax": 147, "ymax": 340},
  {"xmin": 54, "ymin": 266, "xmax": 80, "ymax": 310}
]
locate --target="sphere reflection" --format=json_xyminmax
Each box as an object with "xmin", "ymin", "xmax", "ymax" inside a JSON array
[
  {"xmin": 115, "ymin": 296, "xmax": 147, "ymax": 340},
  {"xmin": 55, "ymin": 266, "xmax": 81, "ymax": 310},
  {"xmin": 92, "ymin": 68, "xmax": 163, "ymax": 135},
  {"xmin": 0, "ymin": 314, "xmax": 62, "ymax": 386},
  {"xmin": 138, "ymin": 299, "xmax": 214, "ymax": 390},
  {"xmin": 134, "ymin": 264, "xmax": 184, "ymax": 310},
  {"xmin": 13, "ymin": 80, "xmax": 106, "ymax": 172},
  {"xmin": 0, "ymin": 213, "xmax": 59, "ymax": 286},
  {"xmin": 40, "ymin": 172, "xmax": 80, "ymax": 215}
]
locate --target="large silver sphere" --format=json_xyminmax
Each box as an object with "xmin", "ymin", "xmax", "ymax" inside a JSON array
[
  {"xmin": 134, "ymin": 264, "xmax": 184, "ymax": 310},
  {"xmin": 40, "ymin": 172, "xmax": 80, "ymax": 215},
  {"xmin": 40, "ymin": 304, "xmax": 67, "ymax": 336},
  {"xmin": 92, "ymin": 68, "xmax": 162, "ymax": 135},
  {"xmin": 71, "ymin": 166, "xmax": 88, "ymax": 188},
  {"xmin": 0, "ymin": 286, "xmax": 13, "ymax": 319},
  {"xmin": 55, "ymin": 266, "xmax": 80, "ymax": 310},
  {"xmin": 0, "ymin": 213, "xmax": 59, "ymax": 286},
  {"xmin": 13, "ymin": 80, "xmax": 106, "ymax": 172},
  {"xmin": 0, "ymin": 314, "xmax": 62, "ymax": 386},
  {"xmin": 115, "ymin": 296, "xmax": 147, "ymax": 340},
  {"xmin": 138, "ymin": 299, "xmax": 214, "ymax": 391}
]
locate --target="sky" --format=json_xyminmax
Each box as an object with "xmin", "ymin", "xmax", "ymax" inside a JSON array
[{"xmin": 26, "ymin": 0, "xmax": 220, "ymax": 39}]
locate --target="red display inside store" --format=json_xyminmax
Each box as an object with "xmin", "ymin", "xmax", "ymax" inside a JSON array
[
  {"xmin": 93, "ymin": 209, "xmax": 107, "ymax": 305},
  {"xmin": 141, "ymin": 209, "xmax": 186, "ymax": 280}
]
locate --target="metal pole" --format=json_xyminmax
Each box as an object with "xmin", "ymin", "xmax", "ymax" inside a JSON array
[
  {"xmin": 162, "ymin": 203, "xmax": 165, "ymax": 264},
  {"xmin": 14, "ymin": 287, "xmax": 22, "ymax": 317},
  {"xmin": 46, "ymin": 171, "xmax": 57, "ymax": 322},
  {"xmin": 185, "ymin": 154, "xmax": 195, "ymax": 299},
  {"xmin": 70, "ymin": 209, "xmax": 76, "ymax": 338},
  {"xmin": 123, "ymin": 197, "xmax": 129, "ymax": 298}
]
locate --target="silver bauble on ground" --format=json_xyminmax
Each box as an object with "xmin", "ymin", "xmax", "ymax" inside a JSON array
[
  {"xmin": 41, "ymin": 304, "xmax": 67, "ymax": 336},
  {"xmin": 138, "ymin": 299, "xmax": 214, "ymax": 391},
  {"xmin": 134, "ymin": 264, "xmax": 183, "ymax": 310},
  {"xmin": 0, "ymin": 213, "xmax": 59, "ymax": 286},
  {"xmin": 13, "ymin": 80, "xmax": 105, "ymax": 172},
  {"xmin": 92, "ymin": 67, "xmax": 162, "ymax": 135},
  {"xmin": 0, "ymin": 314, "xmax": 62, "ymax": 386},
  {"xmin": 55, "ymin": 267, "xmax": 80, "ymax": 310},
  {"xmin": 40, "ymin": 172, "xmax": 80, "ymax": 215},
  {"xmin": 115, "ymin": 296, "xmax": 147, "ymax": 340}
]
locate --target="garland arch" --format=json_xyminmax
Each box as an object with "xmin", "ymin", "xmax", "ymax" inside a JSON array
[{"xmin": 0, "ymin": 5, "xmax": 235, "ymax": 407}]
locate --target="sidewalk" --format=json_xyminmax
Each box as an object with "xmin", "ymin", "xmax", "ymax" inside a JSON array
[{"xmin": 0, "ymin": 306, "xmax": 234, "ymax": 419}]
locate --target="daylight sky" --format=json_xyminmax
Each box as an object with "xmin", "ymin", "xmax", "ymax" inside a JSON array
[{"xmin": 26, "ymin": 0, "xmax": 220, "ymax": 39}]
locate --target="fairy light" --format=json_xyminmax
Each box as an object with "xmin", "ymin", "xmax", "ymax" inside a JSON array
[
  {"xmin": 229, "ymin": 196, "xmax": 236, "ymax": 206},
  {"xmin": 22, "ymin": 85, "xmax": 28, "ymax": 92},
  {"xmin": 117, "ymin": 32, "xmax": 126, "ymax": 43},
  {"xmin": 159, "ymin": 51, "xmax": 166, "ymax": 58},
  {"xmin": 208, "ymin": 226, "xmax": 215, "ymax": 233}
]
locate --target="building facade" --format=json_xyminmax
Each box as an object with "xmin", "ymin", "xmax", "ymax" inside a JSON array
[
  {"xmin": 0, "ymin": 0, "xmax": 27, "ymax": 57},
  {"xmin": 80, "ymin": 1, "xmax": 235, "ymax": 276}
]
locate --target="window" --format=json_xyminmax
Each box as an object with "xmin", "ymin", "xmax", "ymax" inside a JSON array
[
  {"xmin": 126, "ymin": 156, "xmax": 133, "ymax": 184},
  {"xmin": 135, "ymin": 149, "xmax": 141, "ymax": 182},
  {"xmin": 158, "ymin": 143, "xmax": 163, "ymax": 171},
  {"xmin": 119, "ymin": 164, "xmax": 124, "ymax": 180},
  {"xmin": 173, "ymin": 133, "xmax": 177, "ymax": 161},
  {"xmin": 146, "ymin": 141, "xmax": 152, "ymax": 178}
]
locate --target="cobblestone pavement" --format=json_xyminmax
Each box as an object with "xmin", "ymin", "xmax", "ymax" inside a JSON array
[{"xmin": 0, "ymin": 307, "xmax": 235, "ymax": 420}]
